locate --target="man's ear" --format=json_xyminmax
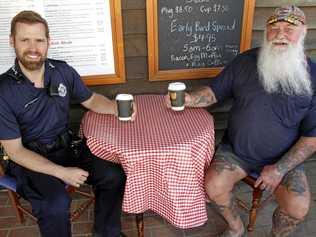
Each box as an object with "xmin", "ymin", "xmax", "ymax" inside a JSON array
[
  {"xmin": 303, "ymin": 25, "xmax": 307, "ymax": 34},
  {"xmin": 301, "ymin": 25, "xmax": 307, "ymax": 38},
  {"xmin": 9, "ymin": 35, "xmax": 14, "ymax": 47}
]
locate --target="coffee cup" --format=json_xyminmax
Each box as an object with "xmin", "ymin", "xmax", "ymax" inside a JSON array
[
  {"xmin": 168, "ymin": 82, "xmax": 186, "ymax": 111},
  {"xmin": 115, "ymin": 94, "xmax": 133, "ymax": 121}
]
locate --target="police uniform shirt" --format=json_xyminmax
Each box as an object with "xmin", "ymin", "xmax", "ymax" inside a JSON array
[
  {"xmin": 209, "ymin": 48, "xmax": 316, "ymax": 166},
  {"xmin": 0, "ymin": 59, "xmax": 93, "ymax": 145}
]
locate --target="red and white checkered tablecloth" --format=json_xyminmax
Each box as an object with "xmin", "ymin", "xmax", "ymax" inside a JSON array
[{"xmin": 80, "ymin": 94, "xmax": 215, "ymax": 228}]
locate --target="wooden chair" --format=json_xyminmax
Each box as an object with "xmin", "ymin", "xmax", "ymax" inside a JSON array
[
  {"xmin": 0, "ymin": 145, "xmax": 95, "ymax": 224},
  {"xmin": 237, "ymin": 173, "xmax": 273, "ymax": 232}
]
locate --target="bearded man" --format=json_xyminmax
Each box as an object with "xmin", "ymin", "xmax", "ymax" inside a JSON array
[
  {"xmin": 167, "ymin": 5, "xmax": 316, "ymax": 237},
  {"xmin": 0, "ymin": 11, "xmax": 131, "ymax": 237}
]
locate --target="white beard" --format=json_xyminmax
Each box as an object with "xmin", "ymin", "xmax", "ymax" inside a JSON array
[{"xmin": 257, "ymin": 31, "xmax": 313, "ymax": 97}]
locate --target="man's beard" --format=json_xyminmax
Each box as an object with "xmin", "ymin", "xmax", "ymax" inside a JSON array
[
  {"xmin": 257, "ymin": 31, "xmax": 313, "ymax": 97},
  {"xmin": 16, "ymin": 49, "xmax": 46, "ymax": 71}
]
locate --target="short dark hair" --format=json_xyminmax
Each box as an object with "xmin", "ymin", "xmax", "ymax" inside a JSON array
[{"xmin": 11, "ymin": 10, "xmax": 49, "ymax": 38}]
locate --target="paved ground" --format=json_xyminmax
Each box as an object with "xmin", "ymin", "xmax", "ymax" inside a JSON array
[{"xmin": 1, "ymin": 158, "xmax": 316, "ymax": 237}]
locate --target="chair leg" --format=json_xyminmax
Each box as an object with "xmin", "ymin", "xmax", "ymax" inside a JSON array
[
  {"xmin": 247, "ymin": 188, "xmax": 263, "ymax": 232},
  {"xmin": 136, "ymin": 213, "xmax": 144, "ymax": 237},
  {"xmin": 7, "ymin": 190, "xmax": 24, "ymax": 223},
  {"xmin": 70, "ymin": 197, "xmax": 94, "ymax": 221}
]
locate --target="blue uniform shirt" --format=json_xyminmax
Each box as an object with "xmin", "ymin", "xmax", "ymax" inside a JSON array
[
  {"xmin": 0, "ymin": 59, "xmax": 93, "ymax": 144},
  {"xmin": 210, "ymin": 48, "xmax": 316, "ymax": 166}
]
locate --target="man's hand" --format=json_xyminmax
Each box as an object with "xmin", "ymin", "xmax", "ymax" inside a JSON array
[
  {"xmin": 165, "ymin": 87, "xmax": 216, "ymax": 108},
  {"xmin": 113, "ymin": 100, "xmax": 137, "ymax": 121},
  {"xmin": 255, "ymin": 137, "xmax": 316, "ymax": 193},
  {"xmin": 164, "ymin": 93, "xmax": 171, "ymax": 108},
  {"xmin": 164, "ymin": 92, "xmax": 191, "ymax": 108},
  {"xmin": 254, "ymin": 164, "xmax": 285, "ymax": 192},
  {"xmin": 58, "ymin": 167, "xmax": 89, "ymax": 188},
  {"xmin": 131, "ymin": 101, "xmax": 137, "ymax": 121}
]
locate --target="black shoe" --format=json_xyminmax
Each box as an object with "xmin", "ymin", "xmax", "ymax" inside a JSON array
[
  {"xmin": 120, "ymin": 232, "xmax": 127, "ymax": 237},
  {"xmin": 92, "ymin": 232, "xmax": 126, "ymax": 237}
]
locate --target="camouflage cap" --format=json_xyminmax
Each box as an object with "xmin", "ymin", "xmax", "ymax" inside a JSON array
[{"xmin": 267, "ymin": 5, "xmax": 306, "ymax": 26}]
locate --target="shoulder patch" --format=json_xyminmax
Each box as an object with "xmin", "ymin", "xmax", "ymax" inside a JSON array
[{"xmin": 58, "ymin": 83, "xmax": 67, "ymax": 97}]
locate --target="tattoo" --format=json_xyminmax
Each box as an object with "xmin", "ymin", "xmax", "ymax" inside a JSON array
[
  {"xmin": 276, "ymin": 153, "xmax": 291, "ymax": 175},
  {"xmin": 276, "ymin": 138, "xmax": 316, "ymax": 176},
  {"xmin": 211, "ymin": 194, "xmax": 239, "ymax": 221},
  {"xmin": 229, "ymin": 196, "xmax": 239, "ymax": 221},
  {"xmin": 214, "ymin": 157, "xmax": 238, "ymax": 174},
  {"xmin": 281, "ymin": 169, "xmax": 307, "ymax": 195},
  {"xmin": 189, "ymin": 87, "xmax": 216, "ymax": 107},
  {"xmin": 271, "ymin": 207, "xmax": 302, "ymax": 237}
]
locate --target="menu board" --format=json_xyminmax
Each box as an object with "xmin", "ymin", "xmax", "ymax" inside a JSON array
[
  {"xmin": 0, "ymin": 0, "xmax": 125, "ymax": 85},
  {"xmin": 147, "ymin": 0, "xmax": 255, "ymax": 81}
]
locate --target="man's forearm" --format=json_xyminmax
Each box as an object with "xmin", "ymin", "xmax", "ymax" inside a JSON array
[
  {"xmin": 276, "ymin": 137, "xmax": 316, "ymax": 175},
  {"xmin": 82, "ymin": 93, "xmax": 117, "ymax": 115},
  {"xmin": 2, "ymin": 140, "xmax": 88, "ymax": 187},
  {"xmin": 11, "ymin": 148, "xmax": 65, "ymax": 178},
  {"xmin": 1, "ymin": 140, "xmax": 65, "ymax": 179},
  {"xmin": 186, "ymin": 86, "xmax": 217, "ymax": 107}
]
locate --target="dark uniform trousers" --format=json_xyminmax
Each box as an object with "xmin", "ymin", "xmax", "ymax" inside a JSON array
[{"xmin": 7, "ymin": 140, "xmax": 126, "ymax": 237}]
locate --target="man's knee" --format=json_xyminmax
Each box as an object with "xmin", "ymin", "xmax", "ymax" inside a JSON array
[
  {"xmin": 281, "ymin": 198, "xmax": 310, "ymax": 220},
  {"xmin": 205, "ymin": 161, "xmax": 245, "ymax": 201},
  {"xmin": 276, "ymin": 188, "xmax": 311, "ymax": 220},
  {"xmin": 277, "ymin": 169, "xmax": 311, "ymax": 220},
  {"xmin": 205, "ymin": 171, "xmax": 235, "ymax": 200},
  {"xmin": 205, "ymin": 150, "xmax": 247, "ymax": 199},
  {"xmin": 103, "ymin": 164, "xmax": 126, "ymax": 188},
  {"xmin": 32, "ymin": 191, "xmax": 71, "ymax": 219},
  {"xmin": 91, "ymin": 157, "xmax": 126, "ymax": 189}
]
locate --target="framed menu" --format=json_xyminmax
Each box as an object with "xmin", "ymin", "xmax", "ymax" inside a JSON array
[
  {"xmin": 0, "ymin": 0, "xmax": 125, "ymax": 85},
  {"xmin": 147, "ymin": 0, "xmax": 255, "ymax": 81}
]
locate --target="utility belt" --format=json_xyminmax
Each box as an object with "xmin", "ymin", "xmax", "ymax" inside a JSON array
[{"xmin": 25, "ymin": 129, "xmax": 83, "ymax": 157}]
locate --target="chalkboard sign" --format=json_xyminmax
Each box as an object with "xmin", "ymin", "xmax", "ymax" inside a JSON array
[{"xmin": 147, "ymin": 0, "xmax": 255, "ymax": 81}]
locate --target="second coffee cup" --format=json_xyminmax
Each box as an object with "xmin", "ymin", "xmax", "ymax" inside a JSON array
[
  {"xmin": 115, "ymin": 94, "xmax": 133, "ymax": 121},
  {"xmin": 168, "ymin": 82, "xmax": 186, "ymax": 111}
]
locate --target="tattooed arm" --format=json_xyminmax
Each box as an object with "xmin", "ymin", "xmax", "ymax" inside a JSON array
[
  {"xmin": 185, "ymin": 86, "xmax": 217, "ymax": 107},
  {"xmin": 276, "ymin": 137, "xmax": 316, "ymax": 175},
  {"xmin": 255, "ymin": 136, "xmax": 316, "ymax": 192}
]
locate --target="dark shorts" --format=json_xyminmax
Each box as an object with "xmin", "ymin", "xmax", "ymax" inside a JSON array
[{"xmin": 214, "ymin": 145, "xmax": 304, "ymax": 177}]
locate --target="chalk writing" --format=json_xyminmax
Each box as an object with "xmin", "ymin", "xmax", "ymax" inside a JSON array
[{"xmin": 158, "ymin": 0, "xmax": 244, "ymax": 70}]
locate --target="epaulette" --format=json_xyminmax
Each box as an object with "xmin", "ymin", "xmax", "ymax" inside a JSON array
[
  {"xmin": 47, "ymin": 58, "xmax": 67, "ymax": 69},
  {"xmin": 4, "ymin": 65, "xmax": 24, "ymax": 82}
]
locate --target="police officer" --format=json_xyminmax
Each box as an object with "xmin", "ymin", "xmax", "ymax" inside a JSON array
[{"xmin": 0, "ymin": 10, "xmax": 132, "ymax": 237}]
